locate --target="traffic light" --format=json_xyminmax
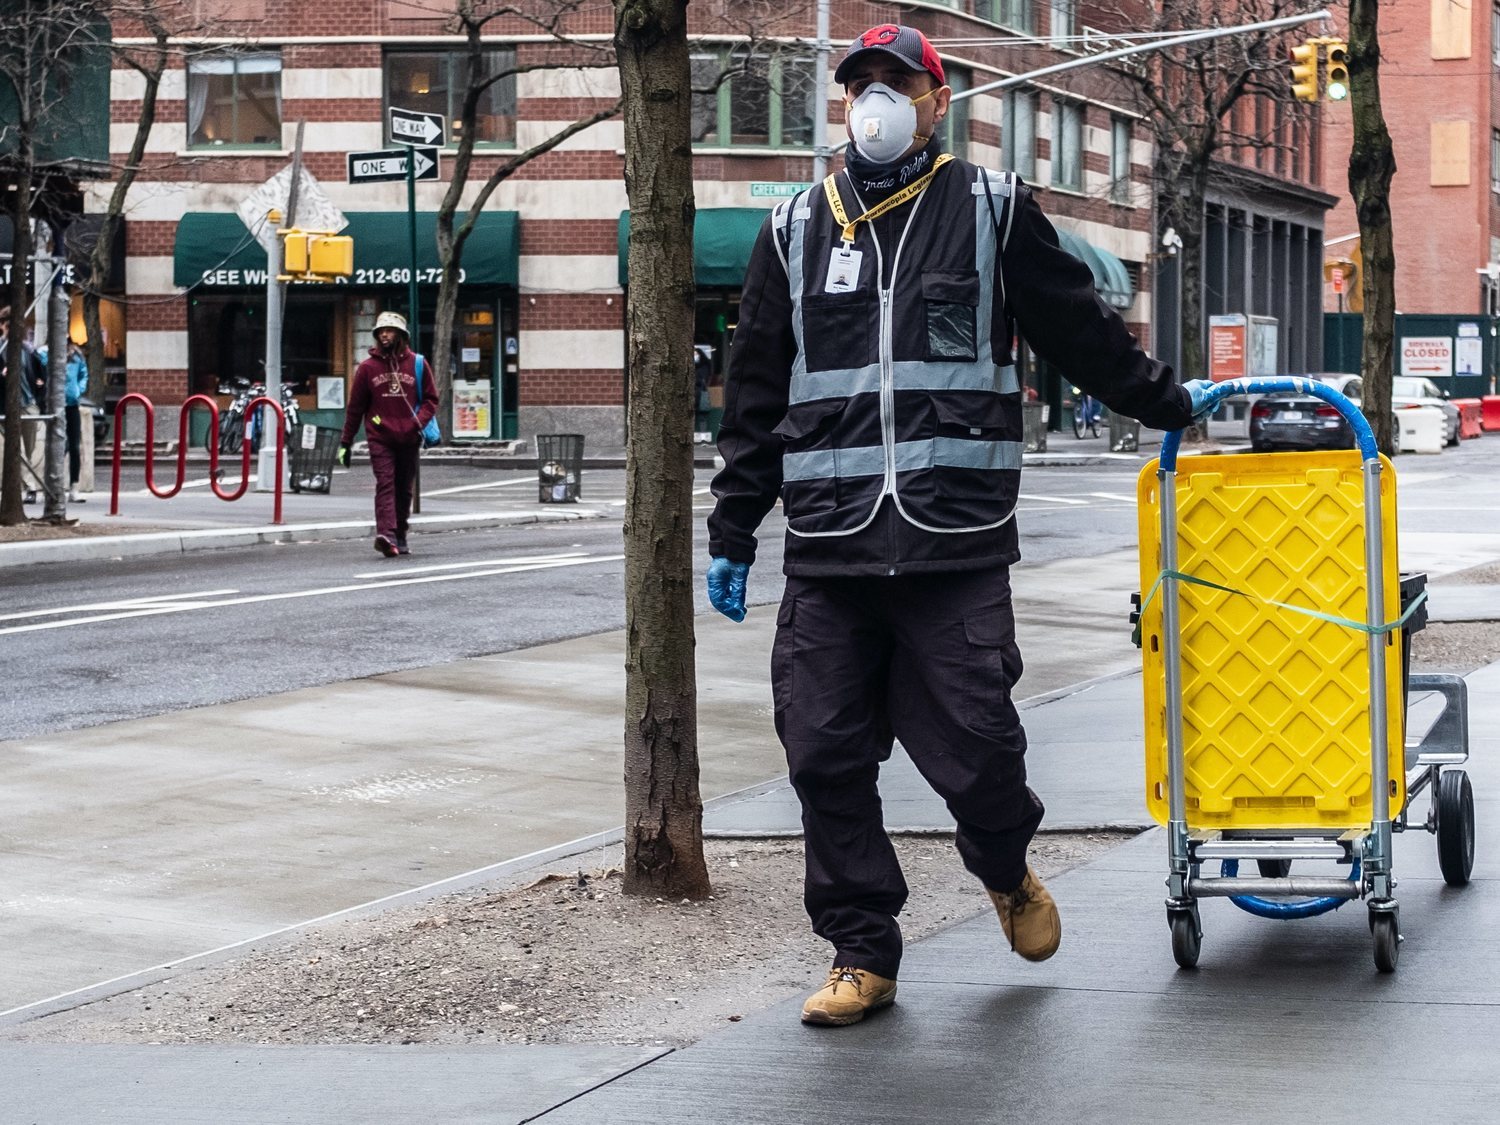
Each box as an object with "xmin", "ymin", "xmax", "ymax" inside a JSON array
[
  {"xmin": 276, "ymin": 228, "xmax": 353, "ymax": 282},
  {"xmin": 1325, "ymin": 40, "xmax": 1349, "ymax": 101},
  {"xmin": 308, "ymin": 234, "xmax": 353, "ymax": 278},
  {"xmin": 281, "ymin": 230, "xmax": 309, "ymax": 274},
  {"xmin": 1290, "ymin": 40, "xmax": 1320, "ymax": 102}
]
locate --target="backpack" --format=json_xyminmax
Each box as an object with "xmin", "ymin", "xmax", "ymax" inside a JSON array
[{"xmin": 412, "ymin": 355, "xmax": 441, "ymax": 447}]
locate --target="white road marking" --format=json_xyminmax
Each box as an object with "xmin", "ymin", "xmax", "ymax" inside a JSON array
[
  {"xmin": 420, "ymin": 478, "xmax": 538, "ymax": 497},
  {"xmin": 1017, "ymin": 493, "xmax": 1088, "ymax": 505},
  {"xmin": 1090, "ymin": 492, "xmax": 1138, "ymax": 503},
  {"xmin": 0, "ymin": 555, "xmax": 625, "ymax": 638},
  {"xmin": 0, "ymin": 589, "xmax": 241, "ymax": 624},
  {"xmin": 351, "ymin": 552, "xmax": 587, "ymax": 579}
]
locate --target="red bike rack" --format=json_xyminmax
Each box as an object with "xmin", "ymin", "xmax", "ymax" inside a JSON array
[{"xmin": 110, "ymin": 393, "xmax": 285, "ymax": 524}]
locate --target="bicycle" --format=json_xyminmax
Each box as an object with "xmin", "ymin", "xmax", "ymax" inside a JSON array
[
  {"xmin": 207, "ymin": 380, "xmax": 299, "ymax": 455},
  {"xmin": 1071, "ymin": 388, "xmax": 1103, "ymax": 438}
]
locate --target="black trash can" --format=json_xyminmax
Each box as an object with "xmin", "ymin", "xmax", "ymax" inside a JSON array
[
  {"xmin": 537, "ymin": 433, "xmax": 584, "ymax": 502},
  {"xmin": 288, "ymin": 423, "xmax": 340, "ymax": 494}
]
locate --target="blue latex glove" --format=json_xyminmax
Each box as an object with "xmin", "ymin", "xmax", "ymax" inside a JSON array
[
  {"xmin": 706, "ymin": 557, "xmax": 750, "ymax": 622},
  {"xmin": 1183, "ymin": 379, "xmax": 1217, "ymax": 419}
]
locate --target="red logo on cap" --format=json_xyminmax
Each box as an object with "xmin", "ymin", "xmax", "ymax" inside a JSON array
[{"xmin": 862, "ymin": 24, "xmax": 901, "ymax": 47}]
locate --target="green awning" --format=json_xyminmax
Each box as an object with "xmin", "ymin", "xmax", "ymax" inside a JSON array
[
  {"xmin": 1055, "ymin": 228, "xmax": 1134, "ymax": 310},
  {"xmin": 617, "ymin": 208, "xmax": 771, "ymax": 288},
  {"xmin": 174, "ymin": 210, "xmax": 520, "ymax": 288}
]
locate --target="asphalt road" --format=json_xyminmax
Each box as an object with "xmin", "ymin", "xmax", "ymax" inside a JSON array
[{"xmin": 8, "ymin": 445, "xmax": 1500, "ymax": 743}]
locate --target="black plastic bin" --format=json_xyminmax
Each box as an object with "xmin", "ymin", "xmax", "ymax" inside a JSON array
[
  {"xmin": 288, "ymin": 423, "xmax": 340, "ymax": 494},
  {"xmin": 537, "ymin": 433, "xmax": 584, "ymax": 502}
]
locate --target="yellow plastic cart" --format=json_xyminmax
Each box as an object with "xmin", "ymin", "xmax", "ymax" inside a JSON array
[{"xmin": 1135, "ymin": 378, "xmax": 1474, "ymax": 973}]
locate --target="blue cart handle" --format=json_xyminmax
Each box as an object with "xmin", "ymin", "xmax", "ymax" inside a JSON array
[{"xmin": 1160, "ymin": 377, "xmax": 1377, "ymax": 470}]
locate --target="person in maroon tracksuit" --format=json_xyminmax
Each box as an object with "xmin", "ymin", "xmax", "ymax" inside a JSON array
[{"xmin": 338, "ymin": 311, "xmax": 438, "ymax": 557}]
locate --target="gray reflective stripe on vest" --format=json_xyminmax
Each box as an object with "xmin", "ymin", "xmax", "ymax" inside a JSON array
[
  {"xmin": 786, "ymin": 167, "xmax": 1016, "ymax": 401},
  {"xmin": 792, "ymin": 360, "xmax": 1019, "ymax": 403},
  {"xmin": 783, "ymin": 437, "xmax": 1024, "ymax": 482}
]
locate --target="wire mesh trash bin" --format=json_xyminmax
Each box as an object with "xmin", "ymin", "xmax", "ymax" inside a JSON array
[
  {"xmin": 1021, "ymin": 401, "xmax": 1047, "ymax": 453},
  {"xmin": 537, "ymin": 433, "xmax": 584, "ymax": 502},
  {"xmin": 1109, "ymin": 412, "xmax": 1141, "ymax": 453},
  {"xmin": 288, "ymin": 423, "xmax": 339, "ymax": 493}
]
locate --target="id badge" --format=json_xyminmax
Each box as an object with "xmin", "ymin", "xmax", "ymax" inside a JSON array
[{"xmin": 824, "ymin": 246, "xmax": 864, "ymax": 294}]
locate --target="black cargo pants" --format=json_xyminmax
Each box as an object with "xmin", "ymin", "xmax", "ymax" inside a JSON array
[{"xmin": 772, "ymin": 568, "xmax": 1044, "ymax": 980}]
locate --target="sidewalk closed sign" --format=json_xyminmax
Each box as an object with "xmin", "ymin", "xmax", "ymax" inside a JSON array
[{"xmin": 1400, "ymin": 336, "xmax": 1453, "ymax": 377}]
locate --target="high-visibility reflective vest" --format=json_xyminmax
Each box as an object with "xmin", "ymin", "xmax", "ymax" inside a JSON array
[{"xmin": 769, "ymin": 161, "xmax": 1022, "ymax": 541}]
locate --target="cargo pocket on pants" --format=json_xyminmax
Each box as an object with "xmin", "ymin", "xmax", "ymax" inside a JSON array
[{"xmin": 771, "ymin": 595, "xmax": 796, "ymax": 712}]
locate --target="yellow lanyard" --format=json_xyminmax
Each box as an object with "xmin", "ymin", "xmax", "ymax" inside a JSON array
[{"xmin": 823, "ymin": 153, "xmax": 953, "ymax": 245}]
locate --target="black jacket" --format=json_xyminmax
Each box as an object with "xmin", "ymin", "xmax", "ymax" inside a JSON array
[{"xmin": 708, "ymin": 158, "xmax": 1192, "ymax": 577}]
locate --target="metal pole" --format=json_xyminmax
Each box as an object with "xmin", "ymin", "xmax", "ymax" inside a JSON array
[
  {"xmin": 258, "ymin": 208, "xmax": 283, "ymax": 493},
  {"xmin": 42, "ymin": 221, "xmax": 68, "ymax": 520},
  {"xmin": 811, "ymin": 0, "xmax": 831, "ymax": 184},
  {"xmin": 1362, "ymin": 460, "xmax": 1393, "ymax": 899},
  {"xmin": 406, "ymin": 154, "xmax": 420, "ymax": 348}
]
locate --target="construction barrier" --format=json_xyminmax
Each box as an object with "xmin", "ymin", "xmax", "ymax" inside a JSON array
[
  {"xmin": 1482, "ymin": 395, "xmax": 1500, "ymax": 432},
  {"xmin": 1454, "ymin": 399, "xmax": 1485, "ymax": 440}
]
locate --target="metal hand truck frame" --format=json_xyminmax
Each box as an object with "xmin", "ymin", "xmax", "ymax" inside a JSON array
[{"xmin": 1144, "ymin": 377, "xmax": 1474, "ymax": 974}]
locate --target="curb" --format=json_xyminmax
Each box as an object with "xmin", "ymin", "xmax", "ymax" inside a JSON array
[{"xmin": 0, "ymin": 508, "xmax": 609, "ymax": 569}]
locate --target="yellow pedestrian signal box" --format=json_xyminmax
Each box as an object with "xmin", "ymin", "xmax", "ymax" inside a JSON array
[
  {"xmin": 309, "ymin": 235, "xmax": 353, "ymax": 277},
  {"xmin": 1290, "ymin": 41, "xmax": 1320, "ymax": 102},
  {"xmin": 1325, "ymin": 41, "xmax": 1350, "ymax": 101},
  {"xmin": 276, "ymin": 227, "xmax": 354, "ymax": 282},
  {"xmin": 282, "ymin": 230, "xmax": 309, "ymax": 274}
]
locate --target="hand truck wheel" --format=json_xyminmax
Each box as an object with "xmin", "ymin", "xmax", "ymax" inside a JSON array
[
  {"xmin": 1256, "ymin": 859, "xmax": 1292, "ymax": 879},
  {"xmin": 1370, "ymin": 910, "xmax": 1399, "ymax": 973},
  {"xmin": 1436, "ymin": 768, "xmax": 1475, "ymax": 887},
  {"xmin": 1168, "ymin": 908, "xmax": 1201, "ymax": 969}
]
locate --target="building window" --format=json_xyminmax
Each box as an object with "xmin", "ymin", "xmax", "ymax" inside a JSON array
[
  {"xmin": 1491, "ymin": 129, "xmax": 1500, "ymax": 190},
  {"xmin": 1493, "ymin": 5, "xmax": 1500, "ymax": 64},
  {"xmin": 384, "ymin": 48, "xmax": 517, "ymax": 147},
  {"xmin": 983, "ymin": 0, "xmax": 1035, "ymax": 33},
  {"xmin": 1110, "ymin": 116, "xmax": 1131, "ymax": 203},
  {"xmin": 1051, "ymin": 98, "xmax": 1082, "ymax": 190},
  {"xmin": 186, "ymin": 52, "xmax": 281, "ymax": 148},
  {"xmin": 188, "ymin": 294, "xmax": 335, "ymax": 395},
  {"xmin": 690, "ymin": 47, "xmax": 816, "ymax": 148},
  {"xmin": 940, "ymin": 68, "xmax": 971, "ymax": 159},
  {"xmin": 1002, "ymin": 89, "xmax": 1036, "ymax": 179},
  {"xmin": 1049, "ymin": 0, "xmax": 1077, "ymax": 44}
]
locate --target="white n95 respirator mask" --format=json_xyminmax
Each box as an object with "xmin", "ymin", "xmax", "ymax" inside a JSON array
[{"xmin": 846, "ymin": 82, "xmax": 936, "ymax": 163}]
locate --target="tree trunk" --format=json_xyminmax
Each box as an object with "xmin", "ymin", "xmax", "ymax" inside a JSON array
[
  {"xmin": 42, "ymin": 226, "xmax": 69, "ymax": 522},
  {"xmin": 1159, "ymin": 157, "xmax": 1209, "ymax": 440},
  {"xmin": 614, "ymin": 0, "xmax": 709, "ymax": 900},
  {"xmin": 1348, "ymin": 0, "xmax": 1397, "ymax": 456},
  {"xmin": 85, "ymin": 31, "xmax": 167, "ymax": 450},
  {"xmin": 3, "ymin": 169, "xmax": 33, "ymax": 526}
]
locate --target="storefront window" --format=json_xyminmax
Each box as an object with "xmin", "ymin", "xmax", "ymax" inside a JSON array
[
  {"xmin": 939, "ymin": 68, "xmax": 971, "ymax": 160},
  {"xmin": 186, "ymin": 52, "xmax": 282, "ymax": 148},
  {"xmin": 384, "ymin": 48, "xmax": 517, "ymax": 146},
  {"xmin": 690, "ymin": 47, "xmax": 815, "ymax": 148},
  {"xmin": 189, "ymin": 295, "xmax": 336, "ymax": 395},
  {"xmin": 1051, "ymin": 98, "xmax": 1082, "ymax": 190},
  {"xmin": 1003, "ymin": 90, "xmax": 1036, "ymax": 180}
]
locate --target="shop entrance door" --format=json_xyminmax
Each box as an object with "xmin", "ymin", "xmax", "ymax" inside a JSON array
[{"xmin": 453, "ymin": 304, "xmax": 498, "ymax": 440}]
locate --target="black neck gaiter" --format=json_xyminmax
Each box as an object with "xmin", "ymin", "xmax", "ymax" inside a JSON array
[{"xmin": 842, "ymin": 137, "xmax": 944, "ymax": 200}]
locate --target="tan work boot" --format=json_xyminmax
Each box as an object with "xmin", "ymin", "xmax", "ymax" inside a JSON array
[
  {"xmin": 987, "ymin": 866, "xmax": 1061, "ymax": 962},
  {"xmin": 800, "ymin": 967, "xmax": 898, "ymax": 1027}
]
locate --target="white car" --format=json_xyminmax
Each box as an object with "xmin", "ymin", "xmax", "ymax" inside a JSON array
[{"xmin": 1391, "ymin": 376, "xmax": 1461, "ymax": 447}]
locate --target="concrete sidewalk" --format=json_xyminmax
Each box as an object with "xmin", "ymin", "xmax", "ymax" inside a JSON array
[{"xmin": 6, "ymin": 658, "xmax": 1494, "ymax": 1122}]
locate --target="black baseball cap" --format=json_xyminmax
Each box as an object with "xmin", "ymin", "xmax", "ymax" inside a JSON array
[{"xmin": 834, "ymin": 24, "xmax": 946, "ymax": 87}]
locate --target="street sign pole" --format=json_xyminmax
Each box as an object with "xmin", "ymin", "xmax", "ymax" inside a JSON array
[{"xmin": 406, "ymin": 154, "xmax": 419, "ymax": 347}]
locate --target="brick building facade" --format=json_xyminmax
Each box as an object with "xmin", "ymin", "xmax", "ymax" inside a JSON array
[
  {"xmin": 94, "ymin": 1, "xmax": 1321, "ymax": 446},
  {"xmin": 1318, "ymin": 2, "xmax": 1500, "ymax": 317}
]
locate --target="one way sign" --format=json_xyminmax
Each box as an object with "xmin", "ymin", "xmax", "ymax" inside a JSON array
[
  {"xmin": 347, "ymin": 147, "xmax": 440, "ymax": 184},
  {"xmin": 389, "ymin": 106, "xmax": 446, "ymax": 147}
]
